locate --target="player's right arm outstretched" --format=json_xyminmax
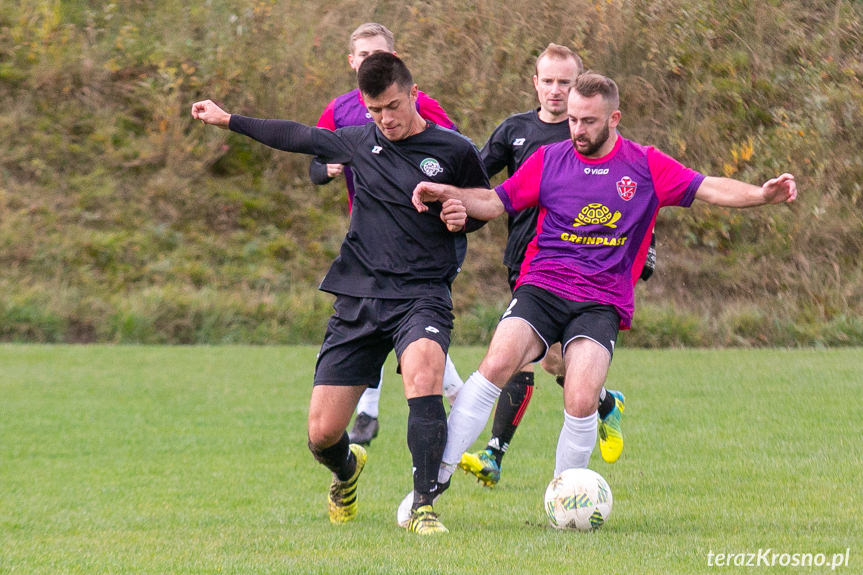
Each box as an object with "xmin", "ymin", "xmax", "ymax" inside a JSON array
[{"xmin": 191, "ymin": 99, "xmax": 353, "ymax": 164}]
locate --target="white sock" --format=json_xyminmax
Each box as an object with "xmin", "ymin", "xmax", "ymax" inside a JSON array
[
  {"xmin": 442, "ymin": 354, "xmax": 464, "ymax": 402},
  {"xmin": 554, "ymin": 410, "xmax": 597, "ymax": 476},
  {"xmin": 355, "ymin": 367, "xmax": 384, "ymax": 418},
  {"xmin": 437, "ymin": 371, "xmax": 501, "ymax": 484}
]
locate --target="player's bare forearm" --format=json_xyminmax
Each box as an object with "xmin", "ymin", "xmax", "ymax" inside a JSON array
[
  {"xmin": 695, "ymin": 174, "xmax": 797, "ymax": 207},
  {"xmin": 412, "ymin": 181, "xmax": 505, "ymax": 221}
]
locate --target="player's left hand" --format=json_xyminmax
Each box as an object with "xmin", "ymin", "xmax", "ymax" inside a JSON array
[
  {"xmin": 191, "ymin": 99, "xmax": 231, "ymax": 129},
  {"xmin": 412, "ymin": 181, "xmax": 451, "ymax": 213},
  {"xmin": 762, "ymin": 173, "xmax": 797, "ymax": 204},
  {"xmin": 440, "ymin": 198, "xmax": 467, "ymax": 232}
]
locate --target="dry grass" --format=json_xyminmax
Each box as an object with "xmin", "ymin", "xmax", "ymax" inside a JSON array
[{"xmin": 0, "ymin": 0, "xmax": 861, "ymax": 344}]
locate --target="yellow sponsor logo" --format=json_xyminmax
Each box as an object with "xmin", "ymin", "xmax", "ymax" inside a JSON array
[
  {"xmin": 572, "ymin": 202, "xmax": 622, "ymax": 228},
  {"xmin": 560, "ymin": 233, "xmax": 628, "ymax": 246}
]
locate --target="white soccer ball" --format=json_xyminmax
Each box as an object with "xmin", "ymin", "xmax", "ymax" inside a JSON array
[{"xmin": 544, "ymin": 468, "xmax": 613, "ymax": 531}]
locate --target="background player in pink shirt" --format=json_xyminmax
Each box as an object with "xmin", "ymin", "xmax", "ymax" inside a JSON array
[
  {"xmin": 309, "ymin": 23, "xmax": 463, "ymax": 446},
  {"xmin": 403, "ymin": 72, "xmax": 796, "ymax": 525}
]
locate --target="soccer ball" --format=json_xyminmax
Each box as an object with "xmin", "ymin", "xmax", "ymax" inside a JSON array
[{"xmin": 544, "ymin": 468, "xmax": 613, "ymax": 531}]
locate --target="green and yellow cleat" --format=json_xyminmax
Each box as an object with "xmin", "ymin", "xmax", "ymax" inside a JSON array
[
  {"xmin": 458, "ymin": 448, "xmax": 501, "ymax": 487},
  {"xmin": 407, "ymin": 505, "xmax": 448, "ymax": 534},
  {"xmin": 328, "ymin": 443, "xmax": 367, "ymax": 524},
  {"xmin": 598, "ymin": 390, "xmax": 625, "ymax": 463}
]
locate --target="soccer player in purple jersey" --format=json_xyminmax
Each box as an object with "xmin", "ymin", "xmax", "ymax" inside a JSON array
[
  {"xmin": 193, "ymin": 53, "xmax": 489, "ymax": 534},
  {"xmin": 402, "ymin": 72, "xmax": 796, "ymax": 524},
  {"xmin": 459, "ymin": 45, "xmax": 630, "ymax": 489},
  {"xmin": 309, "ymin": 23, "xmax": 464, "ymax": 447}
]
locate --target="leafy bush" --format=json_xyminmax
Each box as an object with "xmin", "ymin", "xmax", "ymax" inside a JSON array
[{"xmin": 0, "ymin": 0, "xmax": 861, "ymax": 345}]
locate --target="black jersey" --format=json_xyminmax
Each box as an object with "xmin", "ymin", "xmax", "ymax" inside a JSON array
[
  {"xmin": 480, "ymin": 109, "xmax": 570, "ymax": 271},
  {"xmin": 229, "ymin": 116, "xmax": 489, "ymax": 299}
]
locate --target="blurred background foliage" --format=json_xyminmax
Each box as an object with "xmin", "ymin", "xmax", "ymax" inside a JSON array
[{"xmin": 0, "ymin": 0, "xmax": 861, "ymax": 345}]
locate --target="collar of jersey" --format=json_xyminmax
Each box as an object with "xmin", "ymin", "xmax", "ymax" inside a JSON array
[{"xmin": 573, "ymin": 132, "xmax": 622, "ymax": 164}]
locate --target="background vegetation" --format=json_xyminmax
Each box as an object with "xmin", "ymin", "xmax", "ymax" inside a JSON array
[{"xmin": 1, "ymin": 0, "xmax": 861, "ymax": 345}]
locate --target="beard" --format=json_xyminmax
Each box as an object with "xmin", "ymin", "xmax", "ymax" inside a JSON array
[{"xmin": 571, "ymin": 120, "xmax": 610, "ymax": 157}]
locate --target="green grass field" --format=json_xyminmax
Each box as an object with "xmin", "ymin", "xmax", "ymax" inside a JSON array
[{"xmin": 1, "ymin": 345, "xmax": 860, "ymax": 574}]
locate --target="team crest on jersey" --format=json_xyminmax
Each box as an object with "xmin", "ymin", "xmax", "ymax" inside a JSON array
[
  {"xmin": 617, "ymin": 176, "xmax": 637, "ymax": 201},
  {"xmin": 420, "ymin": 158, "xmax": 444, "ymax": 177}
]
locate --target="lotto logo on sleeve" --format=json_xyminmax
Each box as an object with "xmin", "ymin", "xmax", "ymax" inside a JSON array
[{"xmin": 420, "ymin": 158, "xmax": 444, "ymax": 177}]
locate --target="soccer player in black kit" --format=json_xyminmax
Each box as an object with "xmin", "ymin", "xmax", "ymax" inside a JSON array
[{"xmin": 192, "ymin": 53, "xmax": 489, "ymax": 535}]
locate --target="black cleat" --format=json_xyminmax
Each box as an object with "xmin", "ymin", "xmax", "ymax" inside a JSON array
[
  {"xmin": 348, "ymin": 412, "xmax": 379, "ymax": 446},
  {"xmin": 640, "ymin": 236, "xmax": 657, "ymax": 281}
]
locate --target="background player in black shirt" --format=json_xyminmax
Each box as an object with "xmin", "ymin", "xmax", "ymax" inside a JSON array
[{"xmin": 192, "ymin": 53, "xmax": 489, "ymax": 535}]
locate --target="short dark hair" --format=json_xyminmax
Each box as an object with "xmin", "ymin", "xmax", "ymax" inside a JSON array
[
  {"xmin": 573, "ymin": 72, "xmax": 619, "ymax": 110},
  {"xmin": 357, "ymin": 52, "xmax": 413, "ymax": 98}
]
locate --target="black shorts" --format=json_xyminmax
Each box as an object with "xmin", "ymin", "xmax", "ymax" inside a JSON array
[
  {"xmin": 314, "ymin": 294, "xmax": 453, "ymax": 387},
  {"xmin": 501, "ymin": 284, "xmax": 619, "ymax": 362}
]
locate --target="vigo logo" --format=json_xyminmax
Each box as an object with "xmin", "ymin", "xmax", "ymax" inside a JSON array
[
  {"xmin": 572, "ymin": 203, "xmax": 622, "ymax": 228},
  {"xmin": 583, "ymin": 167, "xmax": 610, "ymax": 175},
  {"xmin": 617, "ymin": 176, "xmax": 637, "ymax": 201},
  {"xmin": 420, "ymin": 158, "xmax": 444, "ymax": 177}
]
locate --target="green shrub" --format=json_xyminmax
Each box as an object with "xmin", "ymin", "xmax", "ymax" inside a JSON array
[{"xmin": 0, "ymin": 0, "xmax": 861, "ymax": 345}]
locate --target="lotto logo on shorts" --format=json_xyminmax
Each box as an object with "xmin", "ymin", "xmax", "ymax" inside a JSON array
[
  {"xmin": 502, "ymin": 299, "xmax": 517, "ymax": 319},
  {"xmin": 425, "ymin": 325, "xmax": 440, "ymax": 334}
]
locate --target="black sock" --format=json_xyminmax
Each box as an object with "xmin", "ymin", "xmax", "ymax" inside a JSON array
[
  {"xmin": 488, "ymin": 371, "xmax": 534, "ymax": 466},
  {"xmin": 597, "ymin": 390, "xmax": 615, "ymax": 420},
  {"xmin": 308, "ymin": 432, "xmax": 354, "ymax": 481},
  {"xmin": 407, "ymin": 395, "xmax": 447, "ymax": 510}
]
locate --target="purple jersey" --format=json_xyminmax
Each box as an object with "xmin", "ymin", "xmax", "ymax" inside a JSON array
[
  {"xmin": 316, "ymin": 89, "xmax": 457, "ymax": 210},
  {"xmin": 494, "ymin": 135, "xmax": 705, "ymax": 329}
]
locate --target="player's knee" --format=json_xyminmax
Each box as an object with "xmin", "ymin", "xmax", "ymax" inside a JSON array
[
  {"xmin": 402, "ymin": 368, "xmax": 442, "ymax": 397},
  {"xmin": 566, "ymin": 387, "xmax": 600, "ymax": 418},
  {"xmin": 478, "ymin": 353, "xmax": 518, "ymax": 387},
  {"xmin": 307, "ymin": 415, "xmax": 342, "ymax": 448},
  {"xmin": 540, "ymin": 356, "xmax": 564, "ymax": 377}
]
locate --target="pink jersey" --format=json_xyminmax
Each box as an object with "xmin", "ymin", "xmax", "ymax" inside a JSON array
[
  {"xmin": 316, "ymin": 89, "xmax": 457, "ymax": 210},
  {"xmin": 494, "ymin": 135, "xmax": 704, "ymax": 329}
]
